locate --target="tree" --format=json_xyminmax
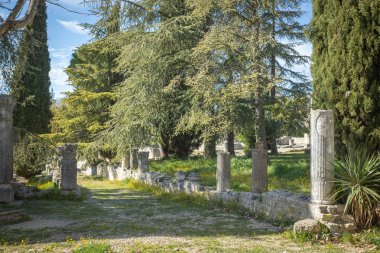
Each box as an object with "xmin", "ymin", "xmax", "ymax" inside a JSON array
[
  {"xmin": 10, "ymin": 0, "xmax": 52, "ymax": 178},
  {"xmin": 310, "ymin": 0, "xmax": 380, "ymax": 155},
  {"xmin": 11, "ymin": 0, "xmax": 51, "ymax": 134},
  {"xmin": 0, "ymin": 0, "xmax": 41, "ymax": 37}
]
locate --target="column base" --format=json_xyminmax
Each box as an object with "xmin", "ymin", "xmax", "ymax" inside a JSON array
[{"xmin": 0, "ymin": 184, "xmax": 14, "ymax": 203}]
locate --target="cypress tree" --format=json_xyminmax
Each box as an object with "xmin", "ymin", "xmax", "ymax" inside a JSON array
[
  {"xmin": 11, "ymin": 0, "xmax": 52, "ymax": 134},
  {"xmin": 310, "ymin": 0, "xmax": 380, "ymax": 155}
]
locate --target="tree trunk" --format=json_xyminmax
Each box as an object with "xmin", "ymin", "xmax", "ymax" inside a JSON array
[
  {"xmin": 204, "ymin": 135, "xmax": 217, "ymax": 158},
  {"xmin": 225, "ymin": 131, "xmax": 235, "ymax": 156},
  {"xmin": 270, "ymin": 0, "xmax": 278, "ymax": 155}
]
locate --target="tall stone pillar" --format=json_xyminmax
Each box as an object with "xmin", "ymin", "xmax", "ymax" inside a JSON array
[
  {"xmin": 122, "ymin": 151, "xmax": 130, "ymax": 169},
  {"xmin": 311, "ymin": 110, "xmax": 334, "ymax": 204},
  {"xmin": 130, "ymin": 148, "xmax": 138, "ymax": 170},
  {"xmin": 0, "ymin": 95, "xmax": 16, "ymax": 203},
  {"xmin": 216, "ymin": 152, "xmax": 230, "ymax": 192},
  {"xmin": 58, "ymin": 144, "xmax": 78, "ymax": 191},
  {"xmin": 251, "ymin": 149, "xmax": 268, "ymax": 193},
  {"xmin": 137, "ymin": 151, "xmax": 149, "ymax": 173}
]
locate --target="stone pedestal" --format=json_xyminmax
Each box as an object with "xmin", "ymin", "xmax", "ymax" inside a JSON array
[
  {"xmin": 130, "ymin": 149, "xmax": 139, "ymax": 170},
  {"xmin": 216, "ymin": 152, "xmax": 230, "ymax": 192},
  {"xmin": 122, "ymin": 151, "xmax": 130, "ymax": 169},
  {"xmin": 251, "ymin": 149, "xmax": 268, "ymax": 193},
  {"xmin": 58, "ymin": 144, "xmax": 78, "ymax": 191},
  {"xmin": 0, "ymin": 95, "xmax": 16, "ymax": 203},
  {"xmin": 311, "ymin": 110, "xmax": 334, "ymax": 204},
  {"xmin": 137, "ymin": 151, "xmax": 149, "ymax": 173}
]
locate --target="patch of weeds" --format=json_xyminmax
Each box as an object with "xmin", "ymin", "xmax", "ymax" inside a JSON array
[
  {"xmin": 81, "ymin": 175, "xmax": 105, "ymax": 181},
  {"xmin": 360, "ymin": 228, "xmax": 380, "ymax": 249},
  {"xmin": 73, "ymin": 241, "xmax": 112, "ymax": 253}
]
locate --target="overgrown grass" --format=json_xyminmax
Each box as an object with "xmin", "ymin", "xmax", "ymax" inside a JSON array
[
  {"xmin": 73, "ymin": 241, "xmax": 112, "ymax": 253},
  {"xmin": 150, "ymin": 152, "xmax": 310, "ymax": 194}
]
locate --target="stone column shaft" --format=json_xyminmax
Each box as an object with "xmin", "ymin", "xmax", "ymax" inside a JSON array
[
  {"xmin": 58, "ymin": 144, "xmax": 78, "ymax": 190},
  {"xmin": 0, "ymin": 95, "xmax": 16, "ymax": 203},
  {"xmin": 137, "ymin": 151, "xmax": 149, "ymax": 173},
  {"xmin": 311, "ymin": 110, "xmax": 335, "ymax": 204},
  {"xmin": 251, "ymin": 149, "xmax": 268, "ymax": 193},
  {"xmin": 130, "ymin": 148, "xmax": 139, "ymax": 169},
  {"xmin": 122, "ymin": 151, "xmax": 130, "ymax": 169},
  {"xmin": 216, "ymin": 152, "xmax": 230, "ymax": 192}
]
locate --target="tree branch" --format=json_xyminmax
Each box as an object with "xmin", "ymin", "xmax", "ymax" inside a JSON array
[{"xmin": 0, "ymin": 0, "xmax": 41, "ymax": 37}]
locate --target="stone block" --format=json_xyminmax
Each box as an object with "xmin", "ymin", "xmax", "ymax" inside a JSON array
[
  {"xmin": 341, "ymin": 215, "xmax": 355, "ymax": 223},
  {"xmin": 344, "ymin": 223, "xmax": 357, "ymax": 233},
  {"xmin": 327, "ymin": 205, "xmax": 345, "ymax": 214},
  {"xmin": 325, "ymin": 223, "xmax": 343, "ymax": 234},
  {"xmin": 175, "ymin": 171, "xmax": 186, "ymax": 181},
  {"xmin": 293, "ymin": 219, "xmax": 321, "ymax": 234},
  {"xmin": 321, "ymin": 214, "xmax": 340, "ymax": 223}
]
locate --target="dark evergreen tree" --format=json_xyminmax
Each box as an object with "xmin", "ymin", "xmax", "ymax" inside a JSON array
[
  {"xmin": 310, "ymin": 0, "xmax": 380, "ymax": 155},
  {"xmin": 11, "ymin": 0, "xmax": 51, "ymax": 134}
]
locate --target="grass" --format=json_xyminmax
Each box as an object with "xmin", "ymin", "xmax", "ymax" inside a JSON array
[
  {"xmin": 0, "ymin": 178, "xmax": 377, "ymax": 252},
  {"xmin": 150, "ymin": 152, "xmax": 310, "ymax": 194}
]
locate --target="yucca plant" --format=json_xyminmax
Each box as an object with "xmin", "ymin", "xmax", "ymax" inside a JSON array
[{"xmin": 334, "ymin": 150, "xmax": 380, "ymax": 229}]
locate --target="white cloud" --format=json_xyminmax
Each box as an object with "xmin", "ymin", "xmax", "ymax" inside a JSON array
[
  {"xmin": 58, "ymin": 0, "xmax": 84, "ymax": 7},
  {"xmin": 49, "ymin": 47, "xmax": 77, "ymax": 98},
  {"xmin": 57, "ymin": 19, "xmax": 87, "ymax": 35}
]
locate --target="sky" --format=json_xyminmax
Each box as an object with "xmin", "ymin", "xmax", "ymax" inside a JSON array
[{"xmin": 45, "ymin": 1, "xmax": 313, "ymax": 99}]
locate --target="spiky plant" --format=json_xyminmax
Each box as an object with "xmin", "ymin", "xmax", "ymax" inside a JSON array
[{"xmin": 334, "ymin": 150, "xmax": 380, "ymax": 229}]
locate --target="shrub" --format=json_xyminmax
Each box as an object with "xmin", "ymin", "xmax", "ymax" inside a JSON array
[
  {"xmin": 13, "ymin": 132, "xmax": 56, "ymax": 178},
  {"xmin": 334, "ymin": 150, "xmax": 380, "ymax": 229}
]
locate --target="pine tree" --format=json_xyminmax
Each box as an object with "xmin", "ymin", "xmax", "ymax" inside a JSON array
[
  {"xmin": 310, "ymin": 0, "xmax": 380, "ymax": 154},
  {"xmin": 10, "ymin": 0, "xmax": 51, "ymax": 134}
]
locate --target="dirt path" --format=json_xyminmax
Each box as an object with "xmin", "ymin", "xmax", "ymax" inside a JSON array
[{"xmin": 0, "ymin": 179, "xmax": 364, "ymax": 252}]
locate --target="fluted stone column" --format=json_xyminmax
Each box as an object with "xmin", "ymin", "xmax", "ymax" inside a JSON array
[
  {"xmin": 122, "ymin": 151, "xmax": 130, "ymax": 169},
  {"xmin": 216, "ymin": 152, "xmax": 230, "ymax": 192},
  {"xmin": 311, "ymin": 110, "xmax": 335, "ymax": 204},
  {"xmin": 130, "ymin": 148, "xmax": 138, "ymax": 170},
  {"xmin": 0, "ymin": 95, "xmax": 16, "ymax": 203},
  {"xmin": 58, "ymin": 144, "xmax": 78, "ymax": 190},
  {"xmin": 251, "ymin": 149, "xmax": 268, "ymax": 193}
]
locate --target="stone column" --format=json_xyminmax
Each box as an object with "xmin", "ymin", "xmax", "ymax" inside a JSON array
[
  {"xmin": 137, "ymin": 151, "xmax": 149, "ymax": 173},
  {"xmin": 289, "ymin": 138, "xmax": 295, "ymax": 147},
  {"xmin": 216, "ymin": 152, "xmax": 230, "ymax": 192},
  {"xmin": 90, "ymin": 165, "xmax": 97, "ymax": 176},
  {"xmin": 130, "ymin": 148, "xmax": 138, "ymax": 170},
  {"xmin": 122, "ymin": 151, "xmax": 130, "ymax": 169},
  {"xmin": 251, "ymin": 149, "xmax": 268, "ymax": 193},
  {"xmin": 311, "ymin": 110, "xmax": 334, "ymax": 204},
  {"xmin": 0, "ymin": 95, "xmax": 16, "ymax": 203},
  {"xmin": 58, "ymin": 144, "xmax": 78, "ymax": 191}
]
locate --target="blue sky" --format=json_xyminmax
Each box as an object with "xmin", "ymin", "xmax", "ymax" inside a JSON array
[{"xmin": 46, "ymin": 1, "xmax": 313, "ymax": 99}]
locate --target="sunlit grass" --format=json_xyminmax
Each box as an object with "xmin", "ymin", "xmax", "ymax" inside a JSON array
[{"xmin": 150, "ymin": 152, "xmax": 310, "ymax": 194}]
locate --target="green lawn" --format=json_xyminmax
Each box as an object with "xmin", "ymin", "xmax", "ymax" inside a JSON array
[
  {"xmin": 0, "ymin": 178, "xmax": 371, "ymax": 253},
  {"xmin": 150, "ymin": 152, "xmax": 310, "ymax": 194}
]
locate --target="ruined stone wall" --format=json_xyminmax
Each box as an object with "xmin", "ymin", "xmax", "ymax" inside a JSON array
[{"xmin": 114, "ymin": 169, "xmax": 312, "ymax": 222}]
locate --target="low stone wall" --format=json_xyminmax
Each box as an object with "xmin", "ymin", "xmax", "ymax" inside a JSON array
[{"xmin": 114, "ymin": 169, "xmax": 312, "ymax": 222}]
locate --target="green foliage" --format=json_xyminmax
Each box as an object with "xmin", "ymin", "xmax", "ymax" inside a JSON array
[
  {"xmin": 10, "ymin": 1, "xmax": 52, "ymax": 134},
  {"xmin": 334, "ymin": 150, "xmax": 380, "ymax": 229},
  {"xmin": 13, "ymin": 132, "xmax": 56, "ymax": 179},
  {"xmin": 310, "ymin": 0, "xmax": 380, "ymax": 155},
  {"xmin": 73, "ymin": 241, "xmax": 112, "ymax": 253},
  {"xmin": 150, "ymin": 153, "xmax": 310, "ymax": 193}
]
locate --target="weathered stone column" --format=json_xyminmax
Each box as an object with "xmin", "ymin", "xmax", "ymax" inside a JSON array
[
  {"xmin": 130, "ymin": 148, "xmax": 138, "ymax": 170},
  {"xmin": 137, "ymin": 151, "xmax": 149, "ymax": 173},
  {"xmin": 58, "ymin": 144, "xmax": 78, "ymax": 191},
  {"xmin": 311, "ymin": 110, "xmax": 334, "ymax": 204},
  {"xmin": 121, "ymin": 151, "xmax": 130, "ymax": 169},
  {"xmin": 216, "ymin": 152, "xmax": 230, "ymax": 192},
  {"xmin": 251, "ymin": 149, "xmax": 268, "ymax": 193},
  {"xmin": 90, "ymin": 165, "xmax": 97, "ymax": 176},
  {"xmin": 289, "ymin": 138, "xmax": 295, "ymax": 147},
  {"xmin": 0, "ymin": 95, "xmax": 16, "ymax": 203}
]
